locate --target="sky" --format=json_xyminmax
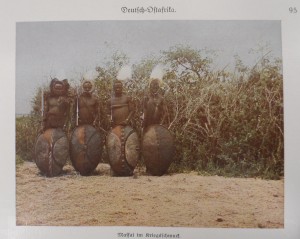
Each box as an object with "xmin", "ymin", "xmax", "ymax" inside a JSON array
[{"xmin": 16, "ymin": 20, "xmax": 282, "ymax": 115}]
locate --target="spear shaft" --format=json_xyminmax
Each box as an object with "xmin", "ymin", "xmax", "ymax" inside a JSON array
[
  {"xmin": 76, "ymin": 87, "xmax": 79, "ymax": 126},
  {"xmin": 41, "ymin": 88, "xmax": 44, "ymax": 117},
  {"xmin": 110, "ymin": 79, "xmax": 113, "ymax": 129}
]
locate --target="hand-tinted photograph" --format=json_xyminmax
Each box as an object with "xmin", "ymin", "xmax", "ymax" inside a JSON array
[{"xmin": 15, "ymin": 20, "xmax": 283, "ymax": 228}]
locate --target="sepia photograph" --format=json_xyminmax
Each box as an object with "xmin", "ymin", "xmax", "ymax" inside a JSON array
[{"xmin": 15, "ymin": 20, "xmax": 283, "ymax": 228}]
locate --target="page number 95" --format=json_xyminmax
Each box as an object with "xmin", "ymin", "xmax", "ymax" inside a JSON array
[{"xmin": 289, "ymin": 7, "xmax": 297, "ymax": 13}]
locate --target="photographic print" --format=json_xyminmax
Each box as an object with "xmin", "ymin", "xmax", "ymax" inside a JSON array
[{"xmin": 15, "ymin": 20, "xmax": 284, "ymax": 229}]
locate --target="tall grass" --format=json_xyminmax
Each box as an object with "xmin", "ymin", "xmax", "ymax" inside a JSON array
[
  {"xmin": 166, "ymin": 73, "xmax": 283, "ymax": 179},
  {"xmin": 16, "ymin": 115, "xmax": 40, "ymax": 163}
]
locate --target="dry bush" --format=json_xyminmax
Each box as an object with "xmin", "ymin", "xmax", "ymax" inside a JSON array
[
  {"xmin": 17, "ymin": 45, "xmax": 283, "ymax": 179},
  {"xmin": 164, "ymin": 53, "xmax": 283, "ymax": 179}
]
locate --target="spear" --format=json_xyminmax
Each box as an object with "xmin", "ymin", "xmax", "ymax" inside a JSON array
[
  {"xmin": 110, "ymin": 78, "xmax": 114, "ymax": 129},
  {"xmin": 40, "ymin": 88, "xmax": 44, "ymax": 133},
  {"xmin": 41, "ymin": 88, "xmax": 44, "ymax": 117},
  {"xmin": 140, "ymin": 114, "xmax": 145, "ymax": 141},
  {"xmin": 76, "ymin": 87, "xmax": 79, "ymax": 126}
]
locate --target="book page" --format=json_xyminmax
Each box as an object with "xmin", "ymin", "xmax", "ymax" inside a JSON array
[{"xmin": 0, "ymin": 0, "xmax": 299, "ymax": 239}]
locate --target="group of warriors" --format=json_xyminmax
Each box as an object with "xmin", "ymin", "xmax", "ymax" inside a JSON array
[{"xmin": 34, "ymin": 78, "xmax": 175, "ymax": 177}]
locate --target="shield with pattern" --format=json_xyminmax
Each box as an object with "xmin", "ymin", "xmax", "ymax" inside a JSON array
[
  {"xmin": 106, "ymin": 125, "xmax": 140, "ymax": 176},
  {"xmin": 142, "ymin": 125, "xmax": 175, "ymax": 176},
  {"xmin": 70, "ymin": 124, "xmax": 104, "ymax": 176},
  {"xmin": 35, "ymin": 128, "xmax": 68, "ymax": 177}
]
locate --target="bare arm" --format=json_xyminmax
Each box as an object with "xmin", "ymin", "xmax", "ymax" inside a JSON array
[
  {"xmin": 93, "ymin": 95, "xmax": 100, "ymax": 127},
  {"xmin": 160, "ymin": 97, "xmax": 168, "ymax": 125},
  {"xmin": 106, "ymin": 98, "xmax": 113, "ymax": 126}
]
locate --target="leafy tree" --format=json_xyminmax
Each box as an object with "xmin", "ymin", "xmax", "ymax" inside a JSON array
[{"xmin": 162, "ymin": 45, "xmax": 214, "ymax": 81}]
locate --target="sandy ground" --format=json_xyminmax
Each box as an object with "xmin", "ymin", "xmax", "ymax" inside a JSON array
[{"xmin": 16, "ymin": 161, "xmax": 284, "ymax": 228}]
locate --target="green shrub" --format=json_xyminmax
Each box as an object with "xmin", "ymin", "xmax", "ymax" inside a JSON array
[
  {"xmin": 16, "ymin": 154, "xmax": 24, "ymax": 166},
  {"xmin": 16, "ymin": 115, "xmax": 40, "ymax": 162}
]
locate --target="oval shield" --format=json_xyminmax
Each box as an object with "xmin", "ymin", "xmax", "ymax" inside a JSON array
[
  {"xmin": 142, "ymin": 125, "xmax": 175, "ymax": 176},
  {"xmin": 106, "ymin": 125, "xmax": 140, "ymax": 176},
  {"xmin": 34, "ymin": 128, "xmax": 68, "ymax": 177},
  {"xmin": 70, "ymin": 125, "xmax": 104, "ymax": 176}
]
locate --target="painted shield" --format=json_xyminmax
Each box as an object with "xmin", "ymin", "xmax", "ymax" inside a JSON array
[
  {"xmin": 142, "ymin": 125, "xmax": 175, "ymax": 176},
  {"xmin": 70, "ymin": 125, "xmax": 104, "ymax": 176},
  {"xmin": 106, "ymin": 125, "xmax": 140, "ymax": 176},
  {"xmin": 34, "ymin": 128, "xmax": 68, "ymax": 177}
]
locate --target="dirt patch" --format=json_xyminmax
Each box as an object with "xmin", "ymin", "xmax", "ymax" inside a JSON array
[{"xmin": 16, "ymin": 161, "xmax": 284, "ymax": 228}]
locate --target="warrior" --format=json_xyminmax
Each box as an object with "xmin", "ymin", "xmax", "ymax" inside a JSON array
[
  {"xmin": 70, "ymin": 80, "xmax": 104, "ymax": 176},
  {"xmin": 142, "ymin": 78, "xmax": 167, "ymax": 129},
  {"xmin": 106, "ymin": 80, "xmax": 140, "ymax": 176},
  {"xmin": 141, "ymin": 78, "xmax": 174, "ymax": 176},
  {"xmin": 76, "ymin": 80, "xmax": 99, "ymax": 127},
  {"xmin": 107, "ymin": 80, "xmax": 134, "ymax": 127},
  {"xmin": 41, "ymin": 78, "xmax": 71, "ymax": 131},
  {"xmin": 35, "ymin": 78, "xmax": 71, "ymax": 177}
]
